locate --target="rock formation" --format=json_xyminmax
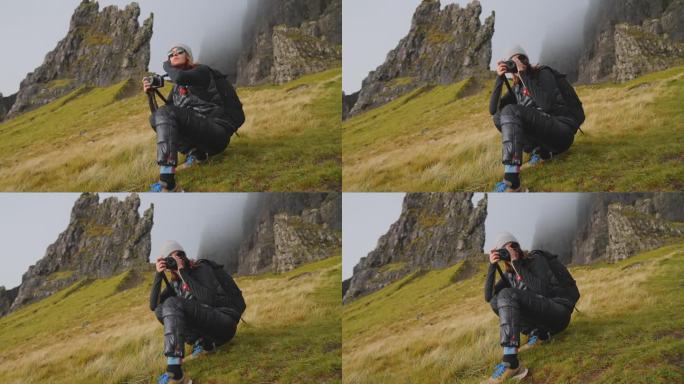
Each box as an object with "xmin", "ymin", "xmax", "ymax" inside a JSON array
[
  {"xmin": 343, "ymin": 193, "xmax": 487, "ymax": 303},
  {"xmin": 576, "ymin": 0, "xmax": 683, "ymax": 83},
  {"xmin": 571, "ymin": 193, "xmax": 684, "ymax": 264},
  {"xmin": 0, "ymin": 92, "xmax": 17, "ymax": 122},
  {"xmin": 0, "ymin": 286, "xmax": 19, "ymax": 317},
  {"xmin": 7, "ymin": 193, "xmax": 153, "ymax": 314},
  {"xmin": 237, "ymin": 0, "xmax": 341, "ymax": 85},
  {"xmin": 346, "ymin": 0, "xmax": 495, "ymax": 117},
  {"xmin": 7, "ymin": 0, "xmax": 153, "ymax": 118},
  {"xmin": 236, "ymin": 193, "xmax": 341, "ymax": 275}
]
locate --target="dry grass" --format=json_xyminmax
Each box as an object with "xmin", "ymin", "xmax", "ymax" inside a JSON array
[
  {"xmin": 343, "ymin": 67, "xmax": 684, "ymax": 191},
  {"xmin": 0, "ymin": 256, "xmax": 342, "ymax": 384},
  {"xmin": 342, "ymin": 243, "xmax": 684, "ymax": 383}
]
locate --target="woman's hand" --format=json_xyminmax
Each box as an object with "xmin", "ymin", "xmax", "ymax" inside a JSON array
[
  {"xmin": 142, "ymin": 78, "xmax": 152, "ymax": 93},
  {"xmin": 496, "ymin": 61, "xmax": 507, "ymax": 77},
  {"xmin": 489, "ymin": 249, "xmax": 501, "ymax": 264},
  {"xmin": 155, "ymin": 257, "xmax": 166, "ymax": 273}
]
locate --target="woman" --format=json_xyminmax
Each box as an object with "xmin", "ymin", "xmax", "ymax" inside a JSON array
[
  {"xmin": 150, "ymin": 240, "xmax": 246, "ymax": 384},
  {"xmin": 483, "ymin": 232, "xmax": 574, "ymax": 383},
  {"xmin": 143, "ymin": 44, "xmax": 244, "ymax": 192},
  {"xmin": 489, "ymin": 45, "xmax": 580, "ymax": 192}
]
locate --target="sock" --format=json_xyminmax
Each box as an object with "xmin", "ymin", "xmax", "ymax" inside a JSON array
[
  {"xmin": 502, "ymin": 348, "xmax": 519, "ymax": 369},
  {"xmin": 166, "ymin": 357, "xmax": 183, "ymax": 379},
  {"xmin": 504, "ymin": 172, "xmax": 521, "ymax": 190},
  {"xmin": 160, "ymin": 168, "xmax": 176, "ymax": 190}
]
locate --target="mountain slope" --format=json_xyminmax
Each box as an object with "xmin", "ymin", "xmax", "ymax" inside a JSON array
[
  {"xmin": 0, "ymin": 68, "xmax": 341, "ymax": 192},
  {"xmin": 342, "ymin": 243, "xmax": 684, "ymax": 383},
  {"xmin": 0, "ymin": 256, "xmax": 341, "ymax": 384},
  {"xmin": 342, "ymin": 66, "xmax": 684, "ymax": 192}
]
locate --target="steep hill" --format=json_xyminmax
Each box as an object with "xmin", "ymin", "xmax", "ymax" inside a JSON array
[
  {"xmin": 342, "ymin": 243, "xmax": 684, "ymax": 383},
  {"xmin": 342, "ymin": 66, "xmax": 684, "ymax": 192},
  {"xmin": 0, "ymin": 68, "xmax": 341, "ymax": 192},
  {"xmin": 0, "ymin": 256, "xmax": 342, "ymax": 384}
]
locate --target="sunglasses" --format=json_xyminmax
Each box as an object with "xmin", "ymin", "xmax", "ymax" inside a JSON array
[{"xmin": 167, "ymin": 48, "xmax": 187, "ymax": 59}]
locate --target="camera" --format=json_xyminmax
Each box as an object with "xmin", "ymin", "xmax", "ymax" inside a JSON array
[
  {"xmin": 497, "ymin": 248, "xmax": 511, "ymax": 262},
  {"xmin": 144, "ymin": 74, "xmax": 165, "ymax": 89},
  {"xmin": 164, "ymin": 256, "xmax": 178, "ymax": 270},
  {"xmin": 503, "ymin": 60, "xmax": 518, "ymax": 74}
]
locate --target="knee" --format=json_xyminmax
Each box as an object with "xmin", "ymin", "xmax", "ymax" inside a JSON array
[
  {"xmin": 496, "ymin": 288, "xmax": 517, "ymax": 306},
  {"xmin": 151, "ymin": 106, "xmax": 175, "ymax": 127},
  {"xmin": 161, "ymin": 296, "xmax": 184, "ymax": 316},
  {"xmin": 492, "ymin": 113, "xmax": 503, "ymax": 132},
  {"xmin": 500, "ymin": 105, "xmax": 522, "ymax": 125}
]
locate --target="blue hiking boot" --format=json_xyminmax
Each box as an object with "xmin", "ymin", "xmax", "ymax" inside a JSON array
[
  {"xmin": 483, "ymin": 362, "xmax": 528, "ymax": 383},
  {"xmin": 178, "ymin": 149, "xmax": 208, "ymax": 171},
  {"xmin": 519, "ymin": 329, "xmax": 551, "ymax": 352},
  {"xmin": 493, "ymin": 180, "xmax": 527, "ymax": 193},
  {"xmin": 184, "ymin": 339, "xmax": 216, "ymax": 361},
  {"xmin": 156, "ymin": 372, "xmax": 192, "ymax": 384},
  {"xmin": 150, "ymin": 181, "xmax": 183, "ymax": 193}
]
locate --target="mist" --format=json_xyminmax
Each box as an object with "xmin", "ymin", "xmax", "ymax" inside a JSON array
[
  {"xmin": 529, "ymin": 194, "xmax": 584, "ymax": 263},
  {"xmin": 195, "ymin": 194, "xmax": 251, "ymax": 273},
  {"xmin": 538, "ymin": 2, "xmax": 591, "ymax": 81}
]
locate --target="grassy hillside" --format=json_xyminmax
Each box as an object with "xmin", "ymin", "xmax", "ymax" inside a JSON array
[
  {"xmin": 0, "ymin": 256, "xmax": 341, "ymax": 384},
  {"xmin": 343, "ymin": 66, "xmax": 684, "ymax": 192},
  {"xmin": 0, "ymin": 68, "xmax": 341, "ymax": 192},
  {"xmin": 342, "ymin": 243, "xmax": 684, "ymax": 383}
]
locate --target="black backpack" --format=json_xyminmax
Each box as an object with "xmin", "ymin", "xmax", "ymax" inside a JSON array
[
  {"xmin": 534, "ymin": 250, "xmax": 580, "ymax": 308},
  {"xmin": 199, "ymin": 259, "xmax": 247, "ymax": 316},
  {"xmin": 539, "ymin": 66, "xmax": 585, "ymax": 126},
  {"xmin": 208, "ymin": 68, "xmax": 246, "ymax": 130}
]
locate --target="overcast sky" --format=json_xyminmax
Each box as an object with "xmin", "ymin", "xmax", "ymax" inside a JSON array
[
  {"xmin": 0, "ymin": 0, "xmax": 250, "ymax": 95},
  {"xmin": 342, "ymin": 193, "xmax": 582, "ymax": 280},
  {"xmin": 0, "ymin": 193, "xmax": 249, "ymax": 288},
  {"xmin": 343, "ymin": 0, "xmax": 590, "ymax": 93}
]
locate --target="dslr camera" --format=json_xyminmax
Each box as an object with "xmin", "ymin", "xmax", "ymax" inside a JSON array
[
  {"xmin": 497, "ymin": 248, "xmax": 511, "ymax": 262},
  {"xmin": 503, "ymin": 60, "xmax": 518, "ymax": 74},
  {"xmin": 164, "ymin": 256, "xmax": 178, "ymax": 270},
  {"xmin": 144, "ymin": 74, "xmax": 165, "ymax": 89}
]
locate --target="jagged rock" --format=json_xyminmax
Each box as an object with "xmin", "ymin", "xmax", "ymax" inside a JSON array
[
  {"xmin": 343, "ymin": 193, "xmax": 487, "ymax": 303},
  {"xmin": 347, "ymin": 0, "xmax": 494, "ymax": 116},
  {"xmin": 273, "ymin": 210, "xmax": 341, "ymax": 273},
  {"xmin": 613, "ymin": 23, "xmax": 684, "ymax": 82},
  {"xmin": 576, "ymin": 0, "xmax": 684, "ymax": 83},
  {"xmin": 605, "ymin": 201, "xmax": 683, "ymax": 261},
  {"xmin": 8, "ymin": 193, "xmax": 153, "ymax": 313},
  {"xmin": 0, "ymin": 92, "xmax": 17, "ymax": 122},
  {"xmin": 236, "ymin": 193, "xmax": 341, "ymax": 275},
  {"xmin": 7, "ymin": 0, "xmax": 153, "ymax": 118},
  {"xmin": 572, "ymin": 193, "xmax": 684, "ymax": 264},
  {"xmin": 237, "ymin": 0, "xmax": 341, "ymax": 85},
  {"xmin": 271, "ymin": 24, "xmax": 342, "ymax": 84},
  {"xmin": 0, "ymin": 286, "xmax": 19, "ymax": 317},
  {"xmin": 342, "ymin": 91, "xmax": 359, "ymax": 120}
]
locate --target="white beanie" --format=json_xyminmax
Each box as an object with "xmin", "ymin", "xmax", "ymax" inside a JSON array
[
  {"xmin": 506, "ymin": 44, "xmax": 528, "ymax": 60},
  {"xmin": 493, "ymin": 231, "xmax": 519, "ymax": 250},
  {"xmin": 169, "ymin": 43, "xmax": 193, "ymax": 60},
  {"xmin": 160, "ymin": 240, "xmax": 185, "ymax": 257}
]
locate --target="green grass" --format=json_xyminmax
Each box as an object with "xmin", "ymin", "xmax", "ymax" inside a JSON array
[
  {"xmin": 0, "ymin": 68, "xmax": 341, "ymax": 192},
  {"xmin": 343, "ymin": 66, "xmax": 684, "ymax": 191},
  {"xmin": 0, "ymin": 256, "xmax": 342, "ymax": 384},
  {"xmin": 343, "ymin": 242, "xmax": 684, "ymax": 383}
]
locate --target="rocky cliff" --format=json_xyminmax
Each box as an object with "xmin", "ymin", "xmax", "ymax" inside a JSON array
[
  {"xmin": 7, "ymin": 0, "xmax": 153, "ymax": 118},
  {"xmin": 237, "ymin": 0, "xmax": 341, "ymax": 85},
  {"xmin": 343, "ymin": 193, "xmax": 487, "ymax": 303},
  {"xmin": 0, "ymin": 286, "xmax": 19, "ymax": 317},
  {"xmin": 572, "ymin": 193, "xmax": 684, "ymax": 264},
  {"xmin": 346, "ymin": 0, "xmax": 494, "ymax": 117},
  {"xmin": 0, "ymin": 92, "xmax": 17, "ymax": 122},
  {"xmin": 7, "ymin": 193, "xmax": 153, "ymax": 314},
  {"xmin": 236, "ymin": 193, "xmax": 341, "ymax": 275},
  {"xmin": 577, "ymin": 0, "xmax": 684, "ymax": 83}
]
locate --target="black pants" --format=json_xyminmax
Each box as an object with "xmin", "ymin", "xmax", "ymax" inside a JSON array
[
  {"xmin": 490, "ymin": 288, "xmax": 571, "ymax": 348},
  {"xmin": 150, "ymin": 105, "xmax": 234, "ymax": 167},
  {"xmin": 155, "ymin": 296, "xmax": 238, "ymax": 358},
  {"xmin": 494, "ymin": 104, "xmax": 576, "ymax": 166}
]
